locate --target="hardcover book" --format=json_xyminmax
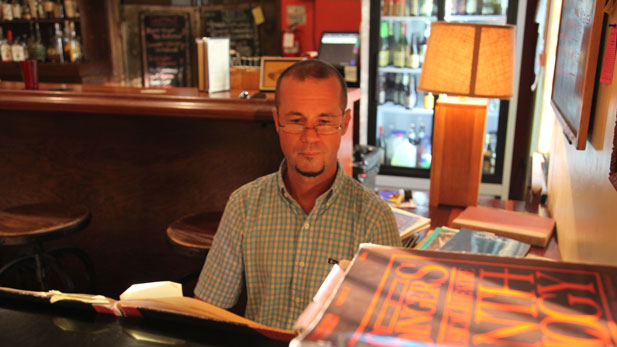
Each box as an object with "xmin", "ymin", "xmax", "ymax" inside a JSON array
[
  {"xmin": 390, "ymin": 206, "xmax": 431, "ymax": 241},
  {"xmin": 0, "ymin": 285, "xmax": 295, "ymax": 342},
  {"xmin": 293, "ymin": 244, "xmax": 617, "ymax": 346},
  {"xmin": 451, "ymin": 206, "xmax": 556, "ymax": 247}
]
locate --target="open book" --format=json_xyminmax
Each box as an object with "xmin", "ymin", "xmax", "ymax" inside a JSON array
[
  {"xmin": 292, "ymin": 243, "xmax": 617, "ymax": 346},
  {"xmin": 0, "ymin": 283, "xmax": 296, "ymax": 342}
]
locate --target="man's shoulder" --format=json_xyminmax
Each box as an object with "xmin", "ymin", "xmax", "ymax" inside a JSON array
[
  {"xmin": 338, "ymin": 175, "xmax": 390, "ymax": 211},
  {"xmin": 230, "ymin": 172, "xmax": 279, "ymax": 199}
]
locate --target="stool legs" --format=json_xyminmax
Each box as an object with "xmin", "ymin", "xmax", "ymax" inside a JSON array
[{"xmin": 0, "ymin": 244, "xmax": 95, "ymax": 293}]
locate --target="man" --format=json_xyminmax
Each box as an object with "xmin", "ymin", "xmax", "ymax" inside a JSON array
[{"xmin": 194, "ymin": 59, "xmax": 401, "ymax": 330}]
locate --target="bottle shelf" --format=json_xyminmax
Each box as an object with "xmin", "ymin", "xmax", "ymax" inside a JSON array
[
  {"xmin": 379, "ymin": 66, "xmax": 422, "ymax": 74},
  {"xmin": 1, "ymin": 18, "xmax": 80, "ymax": 24},
  {"xmin": 379, "ymin": 102, "xmax": 433, "ymax": 116},
  {"xmin": 444, "ymin": 14, "xmax": 507, "ymax": 24},
  {"xmin": 382, "ymin": 16, "xmax": 437, "ymax": 22}
]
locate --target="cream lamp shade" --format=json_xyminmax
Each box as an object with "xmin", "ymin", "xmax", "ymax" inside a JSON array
[{"xmin": 418, "ymin": 22, "xmax": 515, "ymax": 99}]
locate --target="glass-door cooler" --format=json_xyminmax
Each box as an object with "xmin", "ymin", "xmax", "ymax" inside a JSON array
[{"xmin": 366, "ymin": 0, "xmax": 518, "ymax": 188}]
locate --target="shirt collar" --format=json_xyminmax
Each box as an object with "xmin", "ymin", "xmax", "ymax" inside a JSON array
[{"xmin": 277, "ymin": 159, "xmax": 344, "ymax": 206}]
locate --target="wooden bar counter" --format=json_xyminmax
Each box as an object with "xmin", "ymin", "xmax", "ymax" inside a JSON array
[{"xmin": 0, "ymin": 82, "xmax": 356, "ymax": 297}]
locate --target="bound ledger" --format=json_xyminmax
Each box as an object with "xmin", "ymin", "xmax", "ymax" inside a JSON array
[
  {"xmin": 451, "ymin": 205, "xmax": 555, "ymax": 247},
  {"xmin": 292, "ymin": 243, "xmax": 617, "ymax": 346},
  {"xmin": 0, "ymin": 284, "xmax": 295, "ymax": 342}
]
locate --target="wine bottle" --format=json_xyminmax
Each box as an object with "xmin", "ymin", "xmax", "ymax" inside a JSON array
[
  {"xmin": 408, "ymin": 34, "xmax": 420, "ymax": 69},
  {"xmin": 378, "ymin": 22, "xmax": 390, "ymax": 67},
  {"xmin": 378, "ymin": 72, "xmax": 386, "ymax": 105},
  {"xmin": 47, "ymin": 23, "xmax": 64, "ymax": 63},
  {"xmin": 393, "ymin": 22, "xmax": 406, "ymax": 68},
  {"xmin": 2, "ymin": 1, "xmax": 14, "ymax": 20},
  {"xmin": 11, "ymin": 0, "xmax": 23, "ymax": 20},
  {"xmin": 0, "ymin": 29, "xmax": 12, "ymax": 62},
  {"xmin": 29, "ymin": 23, "xmax": 46, "ymax": 62}
]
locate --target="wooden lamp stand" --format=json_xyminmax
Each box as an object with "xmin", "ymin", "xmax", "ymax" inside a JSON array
[{"xmin": 429, "ymin": 96, "xmax": 488, "ymax": 207}]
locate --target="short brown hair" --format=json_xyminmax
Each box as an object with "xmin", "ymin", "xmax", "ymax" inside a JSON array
[{"xmin": 274, "ymin": 59, "xmax": 348, "ymax": 112}]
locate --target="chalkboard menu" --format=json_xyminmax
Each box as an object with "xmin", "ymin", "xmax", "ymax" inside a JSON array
[
  {"xmin": 140, "ymin": 12, "xmax": 192, "ymax": 88},
  {"xmin": 201, "ymin": 7, "xmax": 260, "ymax": 58}
]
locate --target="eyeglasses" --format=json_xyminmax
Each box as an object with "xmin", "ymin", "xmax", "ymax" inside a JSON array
[{"xmin": 278, "ymin": 119, "xmax": 344, "ymax": 135}]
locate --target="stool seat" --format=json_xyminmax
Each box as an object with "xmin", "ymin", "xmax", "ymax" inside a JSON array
[
  {"xmin": 0, "ymin": 203, "xmax": 90, "ymax": 246},
  {"xmin": 166, "ymin": 211, "xmax": 223, "ymax": 258}
]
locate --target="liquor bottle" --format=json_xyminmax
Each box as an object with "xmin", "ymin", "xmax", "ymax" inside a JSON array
[
  {"xmin": 409, "ymin": 0, "xmax": 418, "ymax": 16},
  {"xmin": 47, "ymin": 23, "xmax": 64, "ymax": 62},
  {"xmin": 26, "ymin": 0, "xmax": 37, "ymax": 19},
  {"xmin": 62, "ymin": 20, "xmax": 70, "ymax": 61},
  {"xmin": 44, "ymin": 0, "xmax": 53, "ymax": 18},
  {"xmin": 453, "ymin": 0, "xmax": 467, "ymax": 15},
  {"xmin": 392, "ymin": 0, "xmax": 404, "ymax": 16},
  {"xmin": 11, "ymin": 0, "xmax": 22, "ymax": 19},
  {"xmin": 28, "ymin": 23, "xmax": 46, "ymax": 61},
  {"xmin": 393, "ymin": 73, "xmax": 402, "ymax": 106},
  {"xmin": 54, "ymin": 0, "xmax": 63, "ymax": 18},
  {"xmin": 466, "ymin": 0, "xmax": 478, "ymax": 14},
  {"xmin": 382, "ymin": 0, "xmax": 393, "ymax": 16},
  {"xmin": 378, "ymin": 125, "xmax": 387, "ymax": 164},
  {"xmin": 0, "ymin": 28, "xmax": 12, "ymax": 62},
  {"xmin": 421, "ymin": 0, "xmax": 434, "ymax": 16},
  {"xmin": 408, "ymin": 34, "xmax": 420, "ymax": 69},
  {"xmin": 393, "ymin": 22, "xmax": 406, "ymax": 68},
  {"xmin": 63, "ymin": 0, "xmax": 75, "ymax": 18},
  {"xmin": 378, "ymin": 72, "xmax": 386, "ymax": 105},
  {"xmin": 400, "ymin": 72, "xmax": 409, "ymax": 108},
  {"xmin": 387, "ymin": 21, "xmax": 395, "ymax": 66},
  {"xmin": 378, "ymin": 21, "xmax": 390, "ymax": 67},
  {"xmin": 385, "ymin": 73, "xmax": 394, "ymax": 104},
  {"xmin": 67, "ymin": 21, "xmax": 82, "ymax": 62},
  {"xmin": 22, "ymin": 0, "xmax": 32, "ymax": 19},
  {"xmin": 11, "ymin": 34, "xmax": 27, "ymax": 61},
  {"xmin": 483, "ymin": 134, "xmax": 493, "ymax": 173},
  {"xmin": 2, "ymin": 0, "xmax": 14, "ymax": 20},
  {"xmin": 405, "ymin": 74, "xmax": 417, "ymax": 109},
  {"xmin": 37, "ymin": 0, "xmax": 44, "ymax": 18}
]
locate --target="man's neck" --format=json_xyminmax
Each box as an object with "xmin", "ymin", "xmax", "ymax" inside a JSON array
[{"xmin": 284, "ymin": 165, "xmax": 337, "ymax": 215}]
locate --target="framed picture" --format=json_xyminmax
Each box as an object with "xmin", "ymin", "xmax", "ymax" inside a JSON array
[
  {"xmin": 550, "ymin": 0, "xmax": 604, "ymax": 150},
  {"xmin": 259, "ymin": 57, "xmax": 303, "ymax": 91}
]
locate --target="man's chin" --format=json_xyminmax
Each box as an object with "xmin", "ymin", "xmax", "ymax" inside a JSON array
[{"xmin": 295, "ymin": 165, "xmax": 325, "ymax": 178}]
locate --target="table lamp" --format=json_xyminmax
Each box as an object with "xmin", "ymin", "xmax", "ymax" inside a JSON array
[{"xmin": 418, "ymin": 22, "xmax": 515, "ymax": 207}]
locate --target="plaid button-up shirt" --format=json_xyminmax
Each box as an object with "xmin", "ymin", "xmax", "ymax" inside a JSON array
[{"xmin": 194, "ymin": 161, "xmax": 401, "ymax": 330}]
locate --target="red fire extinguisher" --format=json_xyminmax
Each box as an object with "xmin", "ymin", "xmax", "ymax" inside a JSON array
[{"xmin": 282, "ymin": 24, "xmax": 300, "ymax": 57}]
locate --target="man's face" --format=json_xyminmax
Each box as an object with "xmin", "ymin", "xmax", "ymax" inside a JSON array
[{"xmin": 273, "ymin": 76, "xmax": 350, "ymax": 180}]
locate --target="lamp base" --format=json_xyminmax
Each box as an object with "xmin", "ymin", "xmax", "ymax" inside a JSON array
[{"xmin": 429, "ymin": 97, "xmax": 488, "ymax": 207}]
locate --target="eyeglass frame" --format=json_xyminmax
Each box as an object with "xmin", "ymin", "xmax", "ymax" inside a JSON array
[{"xmin": 276, "ymin": 110, "xmax": 347, "ymax": 135}]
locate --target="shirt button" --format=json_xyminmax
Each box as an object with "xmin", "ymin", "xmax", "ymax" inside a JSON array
[{"xmin": 304, "ymin": 223, "xmax": 309, "ymax": 229}]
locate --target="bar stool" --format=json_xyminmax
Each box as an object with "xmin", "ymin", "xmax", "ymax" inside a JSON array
[
  {"xmin": 166, "ymin": 211, "xmax": 222, "ymax": 292},
  {"xmin": 0, "ymin": 203, "xmax": 95, "ymax": 293}
]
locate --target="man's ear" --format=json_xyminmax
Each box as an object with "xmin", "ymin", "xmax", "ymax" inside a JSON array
[
  {"xmin": 341, "ymin": 108, "xmax": 352, "ymax": 135},
  {"xmin": 272, "ymin": 107, "xmax": 280, "ymax": 133}
]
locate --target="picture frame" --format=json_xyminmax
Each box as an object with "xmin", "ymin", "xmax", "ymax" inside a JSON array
[
  {"xmin": 550, "ymin": 0, "xmax": 604, "ymax": 150},
  {"xmin": 259, "ymin": 57, "xmax": 303, "ymax": 91}
]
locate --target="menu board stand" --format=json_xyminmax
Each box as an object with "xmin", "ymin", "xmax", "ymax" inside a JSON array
[{"xmin": 140, "ymin": 12, "xmax": 192, "ymax": 88}]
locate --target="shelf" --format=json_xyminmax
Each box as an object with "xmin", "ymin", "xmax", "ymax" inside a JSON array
[
  {"xmin": 444, "ymin": 14, "xmax": 507, "ymax": 25},
  {"xmin": 379, "ymin": 66, "xmax": 422, "ymax": 74},
  {"xmin": 381, "ymin": 16, "xmax": 437, "ymax": 22},
  {"xmin": 378, "ymin": 102, "xmax": 434, "ymax": 116},
  {"xmin": 1, "ymin": 18, "xmax": 80, "ymax": 24}
]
